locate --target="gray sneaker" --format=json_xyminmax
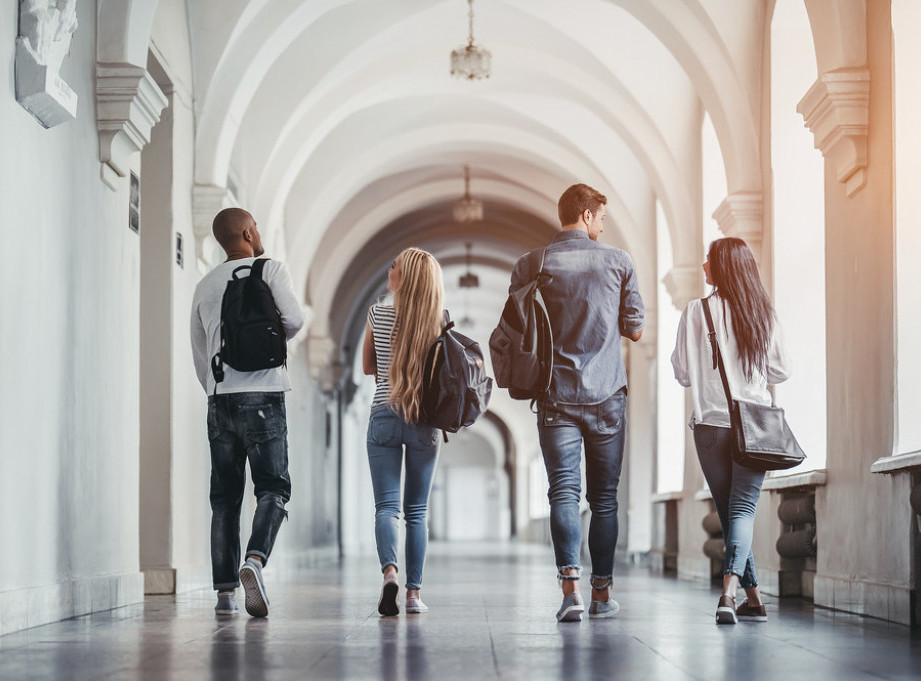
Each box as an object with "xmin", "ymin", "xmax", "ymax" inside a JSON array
[
  {"xmin": 556, "ymin": 592, "xmax": 585, "ymax": 622},
  {"xmin": 588, "ymin": 598, "xmax": 620, "ymax": 618},
  {"xmin": 589, "ymin": 577, "xmax": 620, "ymax": 618},
  {"xmin": 214, "ymin": 591, "xmax": 238, "ymax": 615},
  {"xmin": 239, "ymin": 558, "xmax": 269, "ymax": 618}
]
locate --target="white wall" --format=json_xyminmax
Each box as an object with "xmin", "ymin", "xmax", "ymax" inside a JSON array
[
  {"xmin": 0, "ymin": 0, "xmax": 144, "ymax": 633},
  {"xmin": 656, "ymin": 201, "xmax": 687, "ymax": 493},
  {"xmin": 770, "ymin": 0, "xmax": 827, "ymax": 471},
  {"xmin": 892, "ymin": 0, "xmax": 921, "ymax": 457}
]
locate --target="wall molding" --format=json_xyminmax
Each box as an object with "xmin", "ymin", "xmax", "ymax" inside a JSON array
[
  {"xmin": 871, "ymin": 451, "xmax": 921, "ymax": 474},
  {"xmin": 96, "ymin": 63, "xmax": 168, "ymax": 190},
  {"xmin": 0, "ymin": 571, "xmax": 143, "ymax": 637},
  {"xmin": 797, "ymin": 68, "xmax": 871, "ymax": 197},
  {"xmin": 813, "ymin": 574, "xmax": 912, "ymax": 626}
]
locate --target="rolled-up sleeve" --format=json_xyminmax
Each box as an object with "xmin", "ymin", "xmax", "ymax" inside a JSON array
[
  {"xmin": 618, "ymin": 258, "xmax": 645, "ymax": 336},
  {"xmin": 671, "ymin": 306, "xmax": 691, "ymax": 387},
  {"xmin": 766, "ymin": 317, "xmax": 791, "ymax": 385}
]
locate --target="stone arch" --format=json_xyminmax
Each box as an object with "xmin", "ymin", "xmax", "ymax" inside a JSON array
[{"xmin": 96, "ymin": 0, "xmax": 160, "ymax": 65}]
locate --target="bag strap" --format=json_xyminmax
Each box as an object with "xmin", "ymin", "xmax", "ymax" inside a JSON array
[
  {"xmin": 251, "ymin": 257, "xmax": 269, "ymax": 280},
  {"xmin": 700, "ymin": 296, "xmax": 734, "ymax": 408}
]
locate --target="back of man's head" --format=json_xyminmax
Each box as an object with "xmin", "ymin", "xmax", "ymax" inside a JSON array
[
  {"xmin": 212, "ymin": 207, "xmax": 253, "ymax": 250},
  {"xmin": 558, "ymin": 184, "xmax": 607, "ymax": 226}
]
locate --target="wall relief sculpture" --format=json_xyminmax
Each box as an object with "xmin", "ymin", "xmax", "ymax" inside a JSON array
[{"xmin": 15, "ymin": 0, "xmax": 79, "ymax": 128}]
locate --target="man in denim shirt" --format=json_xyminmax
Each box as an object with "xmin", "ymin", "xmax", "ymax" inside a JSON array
[{"xmin": 509, "ymin": 184, "xmax": 644, "ymax": 621}]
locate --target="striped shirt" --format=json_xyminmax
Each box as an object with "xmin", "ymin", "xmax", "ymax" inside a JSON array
[{"xmin": 369, "ymin": 303, "xmax": 398, "ymax": 406}]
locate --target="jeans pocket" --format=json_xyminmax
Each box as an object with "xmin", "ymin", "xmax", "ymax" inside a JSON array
[
  {"xmin": 541, "ymin": 404, "xmax": 577, "ymax": 428},
  {"xmin": 240, "ymin": 403, "xmax": 281, "ymax": 443},
  {"xmin": 597, "ymin": 394, "xmax": 625, "ymax": 434},
  {"xmin": 415, "ymin": 424, "xmax": 439, "ymax": 447},
  {"xmin": 368, "ymin": 412, "xmax": 400, "ymax": 446}
]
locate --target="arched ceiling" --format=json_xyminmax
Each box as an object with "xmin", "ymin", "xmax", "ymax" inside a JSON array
[{"xmin": 180, "ymin": 0, "xmax": 766, "ymax": 359}]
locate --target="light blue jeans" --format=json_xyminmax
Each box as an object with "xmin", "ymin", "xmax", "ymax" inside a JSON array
[
  {"xmin": 366, "ymin": 404, "xmax": 440, "ymax": 590},
  {"xmin": 694, "ymin": 424, "xmax": 765, "ymax": 588}
]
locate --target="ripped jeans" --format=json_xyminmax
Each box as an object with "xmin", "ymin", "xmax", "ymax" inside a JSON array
[
  {"xmin": 693, "ymin": 424, "xmax": 765, "ymax": 588},
  {"xmin": 207, "ymin": 392, "xmax": 291, "ymax": 590}
]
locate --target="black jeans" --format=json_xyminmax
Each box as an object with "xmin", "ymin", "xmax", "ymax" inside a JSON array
[{"xmin": 207, "ymin": 392, "xmax": 291, "ymax": 590}]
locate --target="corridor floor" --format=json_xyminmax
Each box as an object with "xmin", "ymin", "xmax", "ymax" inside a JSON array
[{"xmin": 1, "ymin": 542, "xmax": 918, "ymax": 681}]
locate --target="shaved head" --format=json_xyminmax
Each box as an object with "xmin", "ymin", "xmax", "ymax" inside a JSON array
[{"xmin": 212, "ymin": 207, "xmax": 254, "ymax": 249}]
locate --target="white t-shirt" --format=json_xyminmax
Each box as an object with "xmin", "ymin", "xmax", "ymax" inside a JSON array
[
  {"xmin": 671, "ymin": 296, "xmax": 790, "ymax": 428},
  {"xmin": 190, "ymin": 257, "xmax": 305, "ymax": 394}
]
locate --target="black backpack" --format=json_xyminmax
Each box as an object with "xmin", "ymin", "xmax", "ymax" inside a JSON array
[
  {"xmin": 210, "ymin": 258, "xmax": 286, "ymax": 388},
  {"xmin": 489, "ymin": 248, "xmax": 554, "ymax": 400},
  {"xmin": 420, "ymin": 313, "xmax": 493, "ymax": 438}
]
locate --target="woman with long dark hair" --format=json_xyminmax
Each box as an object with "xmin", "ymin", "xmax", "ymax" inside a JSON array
[
  {"xmin": 671, "ymin": 237, "xmax": 790, "ymax": 624},
  {"xmin": 362, "ymin": 247, "xmax": 444, "ymax": 616}
]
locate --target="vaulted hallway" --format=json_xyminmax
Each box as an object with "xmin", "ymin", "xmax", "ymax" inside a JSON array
[{"xmin": 3, "ymin": 0, "xmax": 921, "ymax": 669}]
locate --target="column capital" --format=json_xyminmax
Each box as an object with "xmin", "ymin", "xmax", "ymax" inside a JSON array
[
  {"xmin": 662, "ymin": 265, "xmax": 703, "ymax": 311},
  {"xmin": 797, "ymin": 67, "xmax": 870, "ymax": 197},
  {"xmin": 712, "ymin": 192, "xmax": 764, "ymax": 264},
  {"xmin": 192, "ymin": 185, "xmax": 235, "ymax": 267},
  {"xmin": 96, "ymin": 63, "xmax": 168, "ymax": 190},
  {"xmin": 307, "ymin": 334, "xmax": 336, "ymax": 383}
]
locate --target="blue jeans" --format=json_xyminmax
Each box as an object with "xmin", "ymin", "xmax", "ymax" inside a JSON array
[
  {"xmin": 537, "ymin": 390, "xmax": 627, "ymax": 580},
  {"xmin": 694, "ymin": 424, "xmax": 765, "ymax": 588},
  {"xmin": 207, "ymin": 392, "xmax": 291, "ymax": 590},
  {"xmin": 366, "ymin": 404, "xmax": 440, "ymax": 590}
]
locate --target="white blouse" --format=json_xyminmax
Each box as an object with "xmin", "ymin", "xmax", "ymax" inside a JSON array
[{"xmin": 671, "ymin": 296, "xmax": 790, "ymax": 429}]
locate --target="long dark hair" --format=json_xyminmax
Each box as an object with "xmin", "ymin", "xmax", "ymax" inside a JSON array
[{"xmin": 707, "ymin": 238, "xmax": 775, "ymax": 380}]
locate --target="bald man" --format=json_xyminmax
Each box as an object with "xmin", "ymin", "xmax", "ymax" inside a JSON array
[{"xmin": 190, "ymin": 208, "xmax": 305, "ymax": 617}]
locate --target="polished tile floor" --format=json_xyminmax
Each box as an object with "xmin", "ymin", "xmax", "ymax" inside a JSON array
[{"xmin": 1, "ymin": 543, "xmax": 919, "ymax": 681}]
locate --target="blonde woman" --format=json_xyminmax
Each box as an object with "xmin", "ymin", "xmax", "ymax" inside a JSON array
[{"xmin": 362, "ymin": 247, "xmax": 444, "ymax": 616}]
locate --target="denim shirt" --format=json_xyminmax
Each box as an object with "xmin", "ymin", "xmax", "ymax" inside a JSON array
[{"xmin": 510, "ymin": 230, "xmax": 645, "ymax": 404}]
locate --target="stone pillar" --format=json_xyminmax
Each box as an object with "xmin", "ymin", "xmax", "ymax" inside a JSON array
[
  {"xmin": 807, "ymin": 2, "xmax": 909, "ymax": 624},
  {"xmin": 625, "ymin": 340, "xmax": 656, "ymax": 561}
]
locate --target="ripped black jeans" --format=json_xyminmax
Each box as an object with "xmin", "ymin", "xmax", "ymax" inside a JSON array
[
  {"xmin": 693, "ymin": 424, "xmax": 765, "ymax": 588},
  {"xmin": 207, "ymin": 392, "xmax": 291, "ymax": 590}
]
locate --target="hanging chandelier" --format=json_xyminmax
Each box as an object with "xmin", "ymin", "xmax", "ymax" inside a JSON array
[
  {"xmin": 459, "ymin": 242, "xmax": 479, "ymax": 289},
  {"xmin": 452, "ymin": 165, "xmax": 484, "ymax": 223},
  {"xmin": 450, "ymin": 0, "xmax": 491, "ymax": 81}
]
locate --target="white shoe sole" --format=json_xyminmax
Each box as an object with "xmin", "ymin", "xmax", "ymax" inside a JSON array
[
  {"xmin": 557, "ymin": 605, "xmax": 584, "ymax": 622},
  {"xmin": 239, "ymin": 565, "xmax": 269, "ymax": 618},
  {"xmin": 737, "ymin": 614, "xmax": 767, "ymax": 622},
  {"xmin": 716, "ymin": 607, "xmax": 737, "ymax": 624},
  {"xmin": 589, "ymin": 602, "xmax": 620, "ymax": 618}
]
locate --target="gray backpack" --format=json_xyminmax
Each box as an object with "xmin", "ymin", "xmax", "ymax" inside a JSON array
[{"xmin": 489, "ymin": 249, "xmax": 554, "ymax": 400}]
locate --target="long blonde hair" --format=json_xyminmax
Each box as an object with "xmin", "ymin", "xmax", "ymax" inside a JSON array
[{"xmin": 388, "ymin": 247, "xmax": 444, "ymax": 422}]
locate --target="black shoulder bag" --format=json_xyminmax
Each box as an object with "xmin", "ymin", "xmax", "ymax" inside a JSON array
[{"xmin": 701, "ymin": 297, "xmax": 805, "ymax": 471}]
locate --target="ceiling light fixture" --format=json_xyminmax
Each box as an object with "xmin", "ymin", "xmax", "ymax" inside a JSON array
[
  {"xmin": 450, "ymin": 0, "xmax": 491, "ymax": 81},
  {"xmin": 452, "ymin": 165, "xmax": 484, "ymax": 223},
  {"xmin": 459, "ymin": 241, "xmax": 479, "ymax": 289}
]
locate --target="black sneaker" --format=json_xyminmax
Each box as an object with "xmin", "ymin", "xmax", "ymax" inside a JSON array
[
  {"xmin": 715, "ymin": 594, "xmax": 737, "ymax": 624},
  {"xmin": 378, "ymin": 577, "xmax": 399, "ymax": 617}
]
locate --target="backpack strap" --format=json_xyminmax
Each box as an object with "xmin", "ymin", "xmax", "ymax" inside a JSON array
[{"xmin": 250, "ymin": 257, "xmax": 270, "ymax": 280}]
